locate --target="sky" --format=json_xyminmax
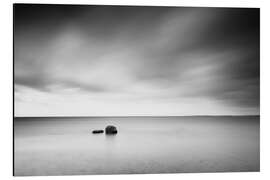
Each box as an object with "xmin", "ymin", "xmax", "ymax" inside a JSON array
[{"xmin": 14, "ymin": 4, "xmax": 260, "ymax": 116}]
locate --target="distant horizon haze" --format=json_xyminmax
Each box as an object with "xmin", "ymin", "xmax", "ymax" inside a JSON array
[{"xmin": 14, "ymin": 114, "xmax": 260, "ymax": 118}]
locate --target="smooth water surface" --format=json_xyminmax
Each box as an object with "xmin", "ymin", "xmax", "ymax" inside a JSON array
[{"xmin": 14, "ymin": 116, "xmax": 260, "ymax": 176}]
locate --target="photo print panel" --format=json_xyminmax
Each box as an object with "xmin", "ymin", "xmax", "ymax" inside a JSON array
[{"xmin": 14, "ymin": 4, "xmax": 260, "ymax": 176}]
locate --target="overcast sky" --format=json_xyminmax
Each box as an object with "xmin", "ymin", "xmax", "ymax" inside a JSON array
[{"xmin": 14, "ymin": 4, "xmax": 259, "ymax": 116}]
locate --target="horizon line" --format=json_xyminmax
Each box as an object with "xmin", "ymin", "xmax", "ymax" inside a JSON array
[{"xmin": 14, "ymin": 115, "xmax": 260, "ymax": 118}]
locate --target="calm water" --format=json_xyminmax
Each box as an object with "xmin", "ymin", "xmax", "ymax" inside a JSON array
[{"xmin": 14, "ymin": 116, "xmax": 260, "ymax": 176}]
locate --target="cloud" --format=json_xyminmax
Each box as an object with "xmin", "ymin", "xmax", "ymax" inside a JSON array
[{"xmin": 14, "ymin": 5, "xmax": 259, "ymax": 116}]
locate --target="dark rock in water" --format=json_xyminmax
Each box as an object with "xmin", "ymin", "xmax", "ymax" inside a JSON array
[
  {"xmin": 92, "ymin": 130, "xmax": 104, "ymax": 134},
  {"xmin": 105, "ymin": 125, "xmax": 118, "ymax": 134}
]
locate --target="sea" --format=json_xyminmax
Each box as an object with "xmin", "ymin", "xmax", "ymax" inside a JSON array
[{"xmin": 14, "ymin": 116, "xmax": 260, "ymax": 176}]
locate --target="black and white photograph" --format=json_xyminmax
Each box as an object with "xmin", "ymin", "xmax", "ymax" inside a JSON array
[{"xmin": 14, "ymin": 4, "xmax": 260, "ymax": 176}]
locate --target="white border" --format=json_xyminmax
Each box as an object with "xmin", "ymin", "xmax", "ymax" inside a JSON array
[{"xmin": 1, "ymin": 0, "xmax": 269, "ymax": 180}]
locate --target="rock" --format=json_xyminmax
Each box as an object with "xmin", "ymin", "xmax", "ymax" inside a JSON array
[
  {"xmin": 92, "ymin": 130, "xmax": 104, "ymax": 134},
  {"xmin": 105, "ymin": 125, "xmax": 118, "ymax": 134}
]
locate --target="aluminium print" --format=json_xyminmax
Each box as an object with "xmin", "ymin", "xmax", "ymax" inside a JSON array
[{"xmin": 14, "ymin": 4, "xmax": 260, "ymax": 176}]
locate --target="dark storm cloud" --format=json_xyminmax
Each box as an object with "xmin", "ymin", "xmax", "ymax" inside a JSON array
[
  {"xmin": 129, "ymin": 7, "xmax": 260, "ymax": 109},
  {"xmin": 14, "ymin": 4, "xmax": 259, "ymax": 115}
]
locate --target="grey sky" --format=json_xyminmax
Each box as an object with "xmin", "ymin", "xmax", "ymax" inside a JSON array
[{"xmin": 14, "ymin": 5, "xmax": 259, "ymax": 116}]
